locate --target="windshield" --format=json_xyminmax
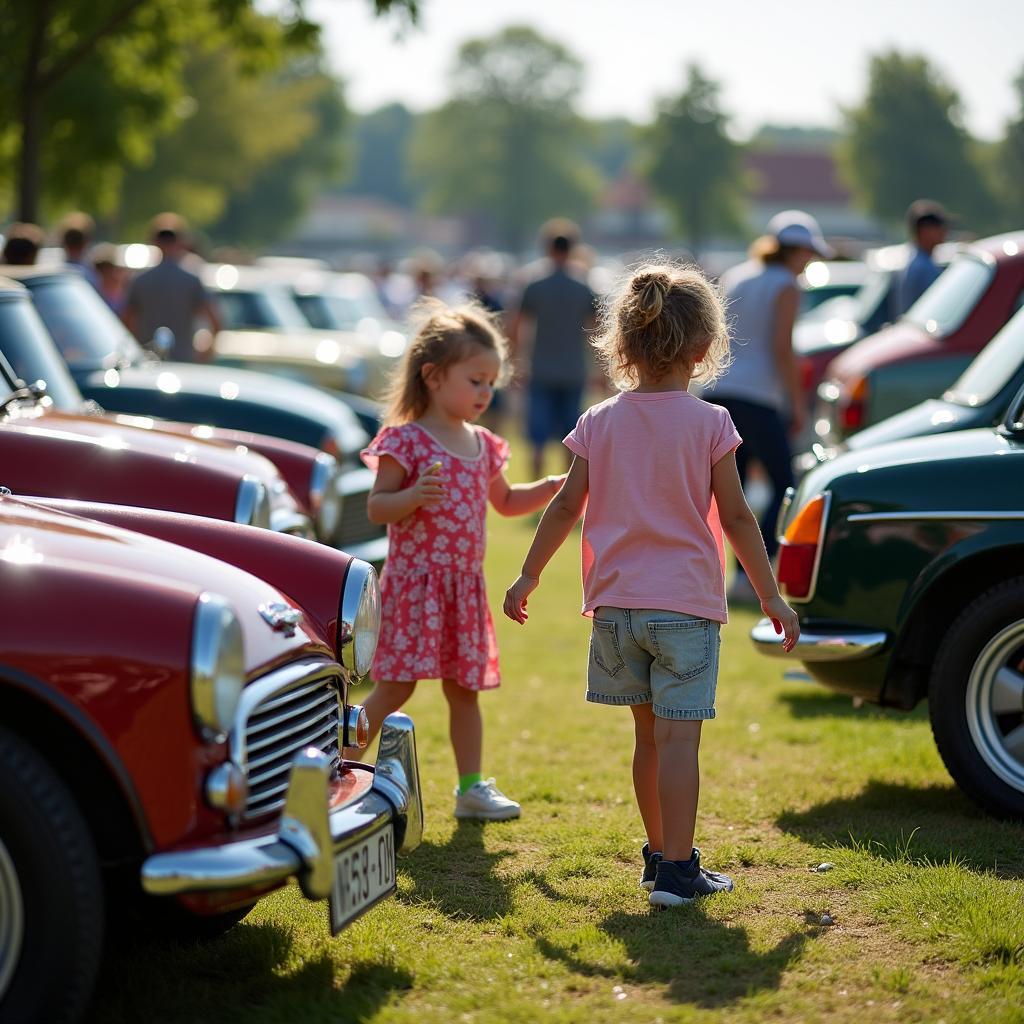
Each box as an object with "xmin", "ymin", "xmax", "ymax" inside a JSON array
[
  {"xmin": 904, "ymin": 255, "xmax": 993, "ymax": 336},
  {"xmin": 26, "ymin": 275, "xmax": 145, "ymax": 370},
  {"xmin": 947, "ymin": 306, "xmax": 1024, "ymax": 407},
  {"xmin": 215, "ymin": 287, "xmax": 309, "ymax": 331},
  {"xmin": 294, "ymin": 291, "xmax": 383, "ymax": 331},
  {"xmin": 0, "ymin": 297, "xmax": 83, "ymax": 408}
]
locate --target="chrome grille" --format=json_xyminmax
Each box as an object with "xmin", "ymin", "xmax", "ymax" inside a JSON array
[
  {"xmin": 233, "ymin": 660, "xmax": 342, "ymax": 823},
  {"xmin": 337, "ymin": 488, "xmax": 385, "ymax": 546}
]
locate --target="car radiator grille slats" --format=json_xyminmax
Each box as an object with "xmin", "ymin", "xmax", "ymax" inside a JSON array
[
  {"xmin": 237, "ymin": 667, "xmax": 341, "ymax": 823},
  {"xmin": 338, "ymin": 489, "xmax": 385, "ymax": 545}
]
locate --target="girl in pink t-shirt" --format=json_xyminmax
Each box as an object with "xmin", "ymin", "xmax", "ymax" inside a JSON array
[
  {"xmin": 352, "ymin": 300, "xmax": 562, "ymax": 821},
  {"xmin": 504, "ymin": 263, "xmax": 800, "ymax": 907}
]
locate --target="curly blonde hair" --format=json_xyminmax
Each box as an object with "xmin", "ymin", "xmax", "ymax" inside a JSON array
[
  {"xmin": 592, "ymin": 262, "xmax": 731, "ymax": 390},
  {"xmin": 382, "ymin": 298, "xmax": 510, "ymax": 425}
]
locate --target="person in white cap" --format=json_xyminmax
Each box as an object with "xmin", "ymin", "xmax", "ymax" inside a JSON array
[{"xmin": 704, "ymin": 209, "xmax": 831, "ymax": 603}]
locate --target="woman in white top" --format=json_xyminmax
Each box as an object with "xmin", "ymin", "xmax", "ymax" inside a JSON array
[{"xmin": 705, "ymin": 210, "xmax": 831, "ymax": 601}]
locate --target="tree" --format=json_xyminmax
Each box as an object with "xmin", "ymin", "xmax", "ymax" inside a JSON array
[
  {"xmin": 841, "ymin": 51, "xmax": 998, "ymax": 230},
  {"xmin": 0, "ymin": 0, "xmax": 417, "ymax": 221},
  {"xmin": 410, "ymin": 25, "xmax": 600, "ymax": 251},
  {"xmin": 116, "ymin": 42, "xmax": 347, "ymax": 244},
  {"xmin": 993, "ymin": 68, "xmax": 1024, "ymax": 227},
  {"xmin": 646, "ymin": 64, "xmax": 745, "ymax": 253},
  {"xmin": 342, "ymin": 103, "xmax": 419, "ymax": 207}
]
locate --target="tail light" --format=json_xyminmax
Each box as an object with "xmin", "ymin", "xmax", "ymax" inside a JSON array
[
  {"xmin": 776, "ymin": 492, "xmax": 830, "ymax": 601},
  {"xmin": 840, "ymin": 377, "xmax": 869, "ymax": 434}
]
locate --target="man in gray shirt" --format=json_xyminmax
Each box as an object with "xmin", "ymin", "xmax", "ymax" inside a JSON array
[
  {"xmin": 510, "ymin": 224, "xmax": 597, "ymax": 477},
  {"xmin": 124, "ymin": 213, "xmax": 221, "ymax": 361}
]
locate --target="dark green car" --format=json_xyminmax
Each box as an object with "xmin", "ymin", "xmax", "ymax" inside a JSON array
[{"xmin": 751, "ymin": 396, "xmax": 1024, "ymax": 818}]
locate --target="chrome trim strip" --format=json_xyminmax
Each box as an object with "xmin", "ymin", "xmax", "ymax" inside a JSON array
[
  {"xmin": 847, "ymin": 510, "xmax": 1024, "ymax": 523},
  {"xmin": 140, "ymin": 712, "xmax": 422, "ymax": 898},
  {"xmin": 308, "ymin": 452, "xmax": 337, "ymax": 511},
  {"xmin": 750, "ymin": 618, "xmax": 888, "ymax": 661},
  {"xmin": 775, "ymin": 486, "xmax": 795, "ymax": 542}
]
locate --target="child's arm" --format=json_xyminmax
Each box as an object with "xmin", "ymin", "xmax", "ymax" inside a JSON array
[
  {"xmin": 489, "ymin": 471, "xmax": 564, "ymax": 517},
  {"xmin": 711, "ymin": 452, "xmax": 800, "ymax": 651},
  {"xmin": 503, "ymin": 456, "xmax": 589, "ymax": 624},
  {"xmin": 366, "ymin": 457, "xmax": 445, "ymax": 525}
]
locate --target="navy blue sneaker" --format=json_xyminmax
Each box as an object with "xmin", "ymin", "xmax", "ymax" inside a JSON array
[
  {"xmin": 640, "ymin": 843, "xmax": 662, "ymax": 891},
  {"xmin": 649, "ymin": 848, "xmax": 734, "ymax": 907}
]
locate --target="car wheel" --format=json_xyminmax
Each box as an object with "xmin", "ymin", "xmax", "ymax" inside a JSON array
[
  {"xmin": 0, "ymin": 726, "xmax": 104, "ymax": 1023},
  {"xmin": 930, "ymin": 579, "xmax": 1024, "ymax": 818}
]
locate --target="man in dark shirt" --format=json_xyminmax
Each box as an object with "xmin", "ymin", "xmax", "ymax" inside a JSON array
[
  {"xmin": 510, "ymin": 223, "xmax": 597, "ymax": 477},
  {"xmin": 895, "ymin": 199, "xmax": 950, "ymax": 316},
  {"xmin": 124, "ymin": 213, "xmax": 221, "ymax": 361}
]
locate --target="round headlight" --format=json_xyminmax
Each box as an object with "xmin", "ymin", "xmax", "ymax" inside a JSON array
[
  {"xmin": 308, "ymin": 452, "xmax": 337, "ymax": 513},
  {"xmin": 316, "ymin": 472, "xmax": 344, "ymax": 545},
  {"xmin": 338, "ymin": 560, "xmax": 380, "ymax": 678},
  {"xmin": 190, "ymin": 593, "xmax": 246, "ymax": 742},
  {"xmin": 235, "ymin": 475, "xmax": 271, "ymax": 529}
]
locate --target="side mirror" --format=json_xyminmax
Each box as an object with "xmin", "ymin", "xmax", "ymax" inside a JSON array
[{"xmin": 151, "ymin": 326, "xmax": 175, "ymax": 358}]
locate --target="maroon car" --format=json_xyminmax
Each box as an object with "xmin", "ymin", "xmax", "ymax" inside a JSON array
[
  {"xmin": 813, "ymin": 231, "xmax": 1024, "ymax": 444},
  {"xmin": 0, "ymin": 493, "xmax": 421, "ymax": 1024}
]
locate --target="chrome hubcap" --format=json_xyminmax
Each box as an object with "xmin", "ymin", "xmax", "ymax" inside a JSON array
[
  {"xmin": 0, "ymin": 837, "xmax": 24, "ymax": 1002},
  {"xmin": 966, "ymin": 621, "xmax": 1024, "ymax": 792}
]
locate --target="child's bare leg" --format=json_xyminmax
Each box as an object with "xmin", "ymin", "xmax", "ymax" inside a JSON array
[
  {"xmin": 654, "ymin": 718, "xmax": 703, "ymax": 861},
  {"xmin": 630, "ymin": 703, "xmax": 662, "ymax": 851},
  {"xmin": 343, "ymin": 679, "xmax": 416, "ymax": 760},
  {"xmin": 442, "ymin": 678, "xmax": 482, "ymax": 777}
]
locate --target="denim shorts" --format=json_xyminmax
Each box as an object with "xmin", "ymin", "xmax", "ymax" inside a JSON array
[
  {"xmin": 587, "ymin": 607, "xmax": 721, "ymax": 720},
  {"xmin": 527, "ymin": 382, "xmax": 583, "ymax": 446}
]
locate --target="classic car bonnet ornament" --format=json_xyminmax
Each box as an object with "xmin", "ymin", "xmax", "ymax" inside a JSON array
[{"xmin": 258, "ymin": 601, "xmax": 301, "ymax": 636}]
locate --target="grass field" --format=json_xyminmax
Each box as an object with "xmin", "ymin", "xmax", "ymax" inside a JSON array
[{"xmin": 87, "ymin": 469, "xmax": 1024, "ymax": 1024}]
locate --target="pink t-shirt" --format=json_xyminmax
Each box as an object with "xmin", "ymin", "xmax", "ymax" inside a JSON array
[{"xmin": 563, "ymin": 390, "xmax": 742, "ymax": 623}]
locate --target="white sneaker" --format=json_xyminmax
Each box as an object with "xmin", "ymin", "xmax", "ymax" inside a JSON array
[{"xmin": 453, "ymin": 778, "xmax": 521, "ymax": 821}]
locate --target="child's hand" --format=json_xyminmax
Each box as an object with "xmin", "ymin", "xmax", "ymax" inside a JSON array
[
  {"xmin": 761, "ymin": 595, "xmax": 800, "ymax": 653},
  {"xmin": 503, "ymin": 574, "xmax": 539, "ymax": 624},
  {"xmin": 411, "ymin": 462, "xmax": 446, "ymax": 510}
]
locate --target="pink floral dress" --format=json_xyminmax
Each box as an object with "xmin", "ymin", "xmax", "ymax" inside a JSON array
[{"xmin": 361, "ymin": 422, "xmax": 510, "ymax": 690}]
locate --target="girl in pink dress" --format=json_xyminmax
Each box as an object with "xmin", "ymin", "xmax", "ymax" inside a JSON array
[{"xmin": 353, "ymin": 300, "xmax": 562, "ymax": 820}]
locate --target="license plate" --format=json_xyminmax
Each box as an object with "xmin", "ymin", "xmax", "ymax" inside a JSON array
[{"xmin": 328, "ymin": 821, "xmax": 396, "ymax": 934}]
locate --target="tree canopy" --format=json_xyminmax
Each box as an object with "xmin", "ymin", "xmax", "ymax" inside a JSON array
[
  {"xmin": 410, "ymin": 25, "xmax": 600, "ymax": 252},
  {"xmin": 646, "ymin": 64, "xmax": 745, "ymax": 253},
  {"xmin": 841, "ymin": 51, "xmax": 998, "ymax": 230}
]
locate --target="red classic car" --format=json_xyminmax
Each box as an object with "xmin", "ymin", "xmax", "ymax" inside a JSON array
[
  {"xmin": 0, "ymin": 493, "xmax": 422, "ymax": 1024},
  {"xmin": 813, "ymin": 231, "xmax": 1024, "ymax": 443},
  {"xmin": 0, "ymin": 359, "xmax": 310, "ymax": 533}
]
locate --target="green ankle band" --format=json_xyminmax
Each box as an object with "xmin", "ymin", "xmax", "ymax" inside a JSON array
[{"xmin": 459, "ymin": 772, "xmax": 483, "ymax": 794}]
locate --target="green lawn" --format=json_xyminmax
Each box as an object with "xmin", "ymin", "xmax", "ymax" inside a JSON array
[{"xmin": 88, "ymin": 475, "xmax": 1024, "ymax": 1024}]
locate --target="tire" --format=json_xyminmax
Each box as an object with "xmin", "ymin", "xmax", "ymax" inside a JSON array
[
  {"xmin": 0, "ymin": 726, "xmax": 104, "ymax": 1024},
  {"xmin": 930, "ymin": 578, "xmax": 1024, "ymax": 819}
]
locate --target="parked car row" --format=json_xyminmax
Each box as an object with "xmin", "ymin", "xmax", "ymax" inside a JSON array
[
  {"xmin": 753, "ymin": 234, "xmax": 1024, "ymax": 816},
  {"xmin": 0, "ymin": 271, "xmax": 424, "ymax": 1023}
]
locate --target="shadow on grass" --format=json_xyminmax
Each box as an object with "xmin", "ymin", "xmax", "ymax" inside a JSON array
[
  {"xmin": 400, "ymin": 819, "xmax": 516, "ymax": 922},
  {"xmin": 778, "ymin": 780, "xmax": 1024, "ymax": 878},
  {"xmin": 777, "ymin": 689, "xmax": 928, "ymax": 721},
  {"xmin": 534, "ymin": 902, "xmax": 809, "ymax": 1008},
  {"xmin": 86, "ymin": 920, "xmax": 414, "ymax": 1024}
]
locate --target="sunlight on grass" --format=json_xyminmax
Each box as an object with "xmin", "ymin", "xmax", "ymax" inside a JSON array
[{"xmin": 86, "ymin": 442, "xmax": 1024, "ymax": 1023}]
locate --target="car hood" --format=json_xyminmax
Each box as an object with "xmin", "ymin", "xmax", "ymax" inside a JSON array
[
  {"xmin": 87, "ymin": 360, "xmax": 367, "ymax": 453},
  {"xmin": 844, "ymin": 398, "xmax": 984, "ymax": 451},
  {"xmin": 824, "ymin": 320, "xmax": 934, "ymax": 382},
  {"xmin": 41, "ymin": 409, "xmax": 283, "ymax": 481},
  {"xmin": 1, "ymin": 494, "xmax": 327, "ymax": 675},
  {"xmin": 803, "ymin": 426, "xmax": 1015, "ymax": 497}
]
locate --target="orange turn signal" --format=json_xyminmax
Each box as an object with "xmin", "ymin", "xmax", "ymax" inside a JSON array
[{"xmin": 784, "ymin": 494, "xmax": 827, "ymax": 546}]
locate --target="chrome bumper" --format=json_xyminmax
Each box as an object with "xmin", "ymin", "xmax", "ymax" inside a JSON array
[
  {"xmin": 750, "ymin": 618, "xmax": 888, "ymax": 662},
  {"xmin": 140, "ymin": 712, "xmax": 422, "ymax": 902}
]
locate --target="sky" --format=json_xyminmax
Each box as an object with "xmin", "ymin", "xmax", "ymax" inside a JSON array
[{"xmin": 310, "ymin": 0, "xmax": 1024, "ymax": 140}]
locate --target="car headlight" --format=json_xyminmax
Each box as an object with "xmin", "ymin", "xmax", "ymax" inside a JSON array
[
  {"xmin": 338, "ymin": 559, "xmax": 380, "ymax": 678},
  {"xmin": 234, "ymin": 475, "xmax": 271, "ymax": 529},
  {"xmin": 308, "ymin": 451, "xmax": 337, "ymax": 513},
  {"xmin": 190, "ymin": 593, "xmax": 246, "ymax": 742},
  {"xmin": 314, "ymin": 461, "xmax": 345, "ymax": 542}
]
